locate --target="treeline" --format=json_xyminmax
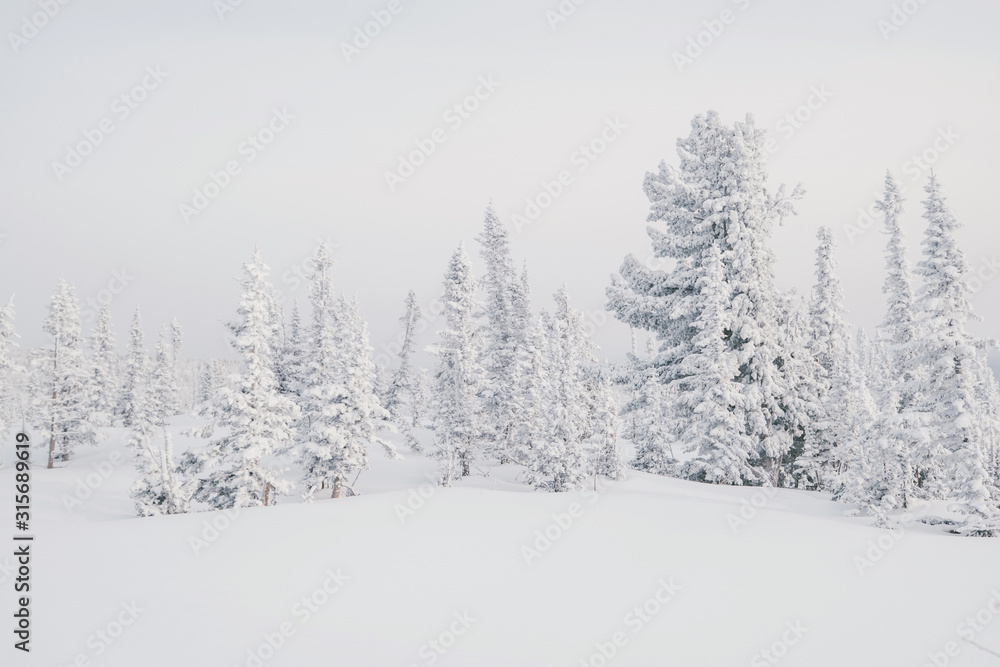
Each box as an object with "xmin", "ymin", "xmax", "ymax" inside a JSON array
[{"xmin": 1, "ymin": 110, "xmax": 997, "ymax": 537}]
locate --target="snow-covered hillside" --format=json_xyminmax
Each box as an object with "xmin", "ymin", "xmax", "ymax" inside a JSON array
[{"xmin": 5, "ymin": 425, "xmax": 1000, "ymax": 667}]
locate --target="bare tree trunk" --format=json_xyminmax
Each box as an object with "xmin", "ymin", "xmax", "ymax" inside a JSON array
[
  {"xmin": 499, "ymin": 422, "xmax": 511, "ymax": 465},
  {"xmin": 263, "ymin": 481, "xmax": 271, "ymax": 507},
  {"xmin": 332, "ymin": 477, "xmax": 342, "ymax": 499}
]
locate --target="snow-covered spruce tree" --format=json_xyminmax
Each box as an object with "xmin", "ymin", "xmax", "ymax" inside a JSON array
[
  {"xmin": 182, "ymin": 250, "xmax": 300, "ymax": 509},
  {"xmin": 827, "ymin": 333, "xmax": 879, "ymax": 500},
  {"xmin": 385, "ymin": 290, "xmax": 426, "ymax": 452},
  {"xmin": 672, "ymin": 245, "xmax": 758, "ymax": 484},
  {"xmin": 843, "ymin": 172, "xmax": 930, "ymax": 511},
  {"xmin": 910, "ymin": 175, "xmax": 999, "ymax": 534},
  {"xmin": 972, "ymin": 352, "xmax": 1000, "ymax": 489},
  {"xmin": 170, "ymin": 318, "xmax": 183, "ymax": 365},
  {"xmin": 128, "ymin": 335, "xmax": 188, "ymax": 517},
  {"xmin": 296, "ymin": 244, "xmax": 398, "ymax": 501},
  {"xmin": 35, "ymin": 280, "xmax": 98, "ymax": 467},
  {"xmin": 524, "ymin": 288, "xmax": 591, "ymax": 492},
  {"xmin": 626, "ymin": 361, "xmax": 676, "ymax": 475},
  {"xmin": 587, "ymin": 366, "xmax": 626, "ymax": 483},
  {"xmin": 87, "ymin": 303, "xmax": 118, "ymax": 427},
  {"xmin": 796, "ymin": 227, "xmax": 856, "ymax": 489},
  {"xmin": 196, "ymin": 360, "xmax": 230, "ymax": 407},
  {"xmin": 873, "ymin": 171, "xmax": 926, "ymax": 416},
  {"xmin": 476, "ymin": 203, "xmax": 527, "ymax": 464},
  {"xmin": 169, "ymin": 317, "xmax": 185, "ymax": 411},
  {"xmin": 149, "ymin": 327, "xmax": 180, "ymax": 424},
  {"xmin": 875, "ymin": 172, "xmax": 918, "ymax": 370},
  {"xmin": 614, "ymin": 331, "xmax": 676, "ymax": 475},
  {"xmin": 430, "ymin": 245, "xmax": 486, "ymax": 485},
  {"xmin": 276, "ymin": 300, "xmax": 307, "ymax": 400},
  {"xmin": 295, "ymin": 242, "xmax": 349, "ymax": 499},
  {"xmin": 336, "ymin": 297, "xmax": 399, "ymax": 476},
  {"xmin": 119, "ymin": 307, "xmax": 146, "ymax": 428},
  {"xmin": 511, "ymin": 318, "xmax": 552, "ymax": 468},
  {"xmin": 607, "ymin": 111, "xmax": 804, "ymax": 484},
  {"xmin": 777, "ymin": 298, "xmax": 825, "ymax": 488}
]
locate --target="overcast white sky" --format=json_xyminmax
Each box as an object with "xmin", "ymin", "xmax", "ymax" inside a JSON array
[{"xmin": 1, "ymin": 0, "xmax": 998, "ymax": 365}]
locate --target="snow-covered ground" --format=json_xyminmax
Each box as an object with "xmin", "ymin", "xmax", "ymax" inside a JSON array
[{"xmin": 4, "ymin": 423, "xmax": 1000, "ymax": 667}]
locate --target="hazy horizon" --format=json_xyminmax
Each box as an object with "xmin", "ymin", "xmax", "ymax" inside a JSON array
[{"xmin": 2, "ymin": 0, "xmax": 998, "ymax": 365}]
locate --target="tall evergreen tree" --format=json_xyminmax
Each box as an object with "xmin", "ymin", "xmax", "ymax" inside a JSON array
[
  {"xmin": 779, "ymin": 298, "xmax": 825, "ymax": 488},
  {"xmin": 524, "ymin": 288, "xmax": 592, "ymax": 492},
  {"xmin": 35, "ymin": 280, "xmax": 98, "ymax": 467},
  {"xmin": 385, "ymin": 290, "xmax": 426, "ymax": 452},
  {"xmin": 149, "ymin": 327, "xmax": 179, "ymax": 423},
  {"xmin": 797, "ymin": 227, "xmax": 854, "ymax": 488},
  {"xmin": 607, "ymin": 111, "xmax": 804, "ymax": 484},
  {"xmin": 847, "ymin": 172, "xmax": 928, "ymax": 510},
  {"xmin": 911, "ymin": 175, "xmax": 998, "ymax": 533},
  {"xmin": 430, "ymin": 245, "xmax": 486, "ymax": 485},
  {"xmin": 875, "ymin": 171, "xmax": 923, "ymax": 411},
  {"xmin": 87, "ymin": 303, "xmax": 118, "ymax": 427},
  {"xmin": 627, "ymin": 364, "xmax": 675, "ymax": 475},
  {"xmin": 183, "ymin": 250, "xmax": 300, "ymax": 509},
  {"xmin": 119, "ymin": 307, "xmax": 146, "ymax": 428},
  {"xmin": 296, "ymin": 245, "xmax": 397, "ymax": 500},
  {"xmin": 129, "ymin": 332, "xmax": 188, "ymax": 517},
  {"xmin": 276, "ymin": 300, "xmax": 307, "ymax": 399},
  {"xmin": 672, "ymin": 245, "xmax": 758, "ymax": 484},
  {"xmin": 477, "ymin": 203, "xmax": 524, "ymax": 464},
  {"xmin": 512, "ymin": 318, "xmax": 551, "ymax": 468},
  {"xmin": 588, "ymin": 367, "xmax": 626, "ymax": 483}
]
